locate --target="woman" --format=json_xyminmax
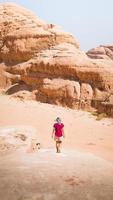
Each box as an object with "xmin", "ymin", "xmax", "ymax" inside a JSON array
[{"xmin": 52, "ymin": 117, "xmax": 65, "ymax": 153}]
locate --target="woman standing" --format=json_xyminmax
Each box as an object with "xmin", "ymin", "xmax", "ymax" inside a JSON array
[{"xmin": 52, "ymin": 117, "xmax": 65, "ymax": 153}]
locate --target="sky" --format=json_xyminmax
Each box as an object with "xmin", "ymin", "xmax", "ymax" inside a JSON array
[{"xmin": 0, "ymin": 0, "xmax": 113, "ymax": 51}]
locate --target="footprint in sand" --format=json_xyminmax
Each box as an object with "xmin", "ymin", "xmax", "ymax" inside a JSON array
[{"xmin": 64, "ymin": 177, "xmax": 85, "ymax": 187}]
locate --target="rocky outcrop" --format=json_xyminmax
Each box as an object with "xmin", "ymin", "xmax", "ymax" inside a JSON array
[
  {"xmin": 0, "ymin": 125, "xmax": 40, "ymax": 154},
  {"xmin": 87, "ymin": 45, "xmax": 113, "ymax": 60},
  {"xmin": 0, "ymin": 3, "xmax": 113, "ymax": 116},
  {"xmin": 0, "ymin": 3, "xmax": 79, "ymax": 64}
]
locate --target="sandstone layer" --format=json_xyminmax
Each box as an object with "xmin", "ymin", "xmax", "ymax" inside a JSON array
[{"xmin": 0, "ymin": 3, "xmax": 113, "ymax": 116}]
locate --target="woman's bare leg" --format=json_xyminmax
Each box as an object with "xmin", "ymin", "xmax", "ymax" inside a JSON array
[
  {"xmin": 56, "ymin": 139, "xmax": 62, "ymax": 153},
  {"xmin": 56, "ymin": 141, "xmax": 59, "ymax": 153},
  {"xmin": 59, "ymin": 141, "xmax": 62, "ymax": 153}
]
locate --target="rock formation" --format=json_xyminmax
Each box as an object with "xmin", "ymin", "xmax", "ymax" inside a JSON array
[
  {"xmin": 87, "ymin": 45, "xmax": 113, "ymax": 60},
  {"xmin": 0, "ymin": 3, "xmax": 113, "ymax": 116},
  {"xmin": 0, "ymin": 126, "xmax": 40, "ymax": 155}
]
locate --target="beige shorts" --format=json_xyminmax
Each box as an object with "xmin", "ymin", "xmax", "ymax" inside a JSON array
[{"xmin": 54, "ymin": 136, "xmax": 63, "ymax": 142}]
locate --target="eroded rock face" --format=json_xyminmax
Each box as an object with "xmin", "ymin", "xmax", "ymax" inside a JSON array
[
  {"xmin": 0, "ymin": 3, "xmax": 113, "ymax": 115},
  {"xmin": 87, "ymin": 45, "xmax": 113, "ymax": 60},
  {"xmin": 0, "ymin": 3, "xmax": 79, "ymax": 64}
]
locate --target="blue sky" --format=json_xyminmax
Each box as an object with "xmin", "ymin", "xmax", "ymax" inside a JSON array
[{"xmin": 0, "ymin": 0, "xmax": 113, "ymax": 51}]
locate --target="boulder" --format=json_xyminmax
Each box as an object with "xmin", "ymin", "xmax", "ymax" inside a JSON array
[{"xmin": 0, "ymin": 126, "xmax": 40, "ymax": 154}]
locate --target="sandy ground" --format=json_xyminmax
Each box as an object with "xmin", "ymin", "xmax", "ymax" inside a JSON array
[
  {"xmin": 0, "ymin": 95, "xmax": 113, "ymax": 162},
  {"xmin": 0, "ymin": 94, "xmax": 113, "ymax": 200},
  {"xmin": 1, "ymin": 148, "xmax": 113, "ymax": 200}
]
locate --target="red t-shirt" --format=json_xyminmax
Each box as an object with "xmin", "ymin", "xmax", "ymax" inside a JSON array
[{"xmin": 53, "ymin": 123, "xmax": 64, "ymax": 137}]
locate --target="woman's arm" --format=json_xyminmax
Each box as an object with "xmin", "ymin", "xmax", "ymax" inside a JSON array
[
  {"xmin": 62, "ymin": 128, "xmax": 65, "ymax": 138},
  {"xmin": 52, "ymin": 128, "xmax": 55, "ymax": 138}
]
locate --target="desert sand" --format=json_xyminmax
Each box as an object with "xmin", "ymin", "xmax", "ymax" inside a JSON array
[{"xmin": 0, "ymin": 94, "xmax": 113, "ymax": 200}]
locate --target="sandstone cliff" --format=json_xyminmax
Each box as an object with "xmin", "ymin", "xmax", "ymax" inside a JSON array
[{"xmin": 0, "ymin": 3, "xmax": 113, "ymax": 116}]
